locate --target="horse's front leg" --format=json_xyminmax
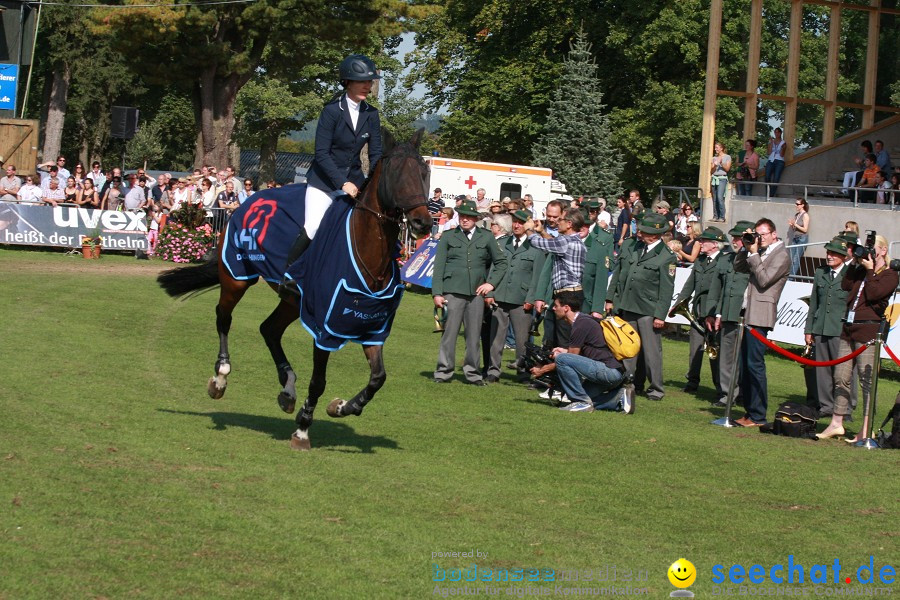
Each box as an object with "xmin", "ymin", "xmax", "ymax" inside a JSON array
[
  {"xmin": 327, "ymin": 344, "xmax": 386, "ymax": 418},
  {"xmin": 291, "ymin": 345, "xmax": 330, "ymax": 451},
  {"xmin": 260, "ymin": 297, "xmax": 299, "ymax": 414}
]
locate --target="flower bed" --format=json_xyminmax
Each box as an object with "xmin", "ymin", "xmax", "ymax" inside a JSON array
[{"xmin": 155, "ymin": 202, "xmax": 217, "ymax": 263}]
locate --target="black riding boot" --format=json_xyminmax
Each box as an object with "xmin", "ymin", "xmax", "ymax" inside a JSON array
[{"xmin": 279, "ymin": 229, "xmax": 312, "ymax": 299}]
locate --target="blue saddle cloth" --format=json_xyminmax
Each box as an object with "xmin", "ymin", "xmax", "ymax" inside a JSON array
[
  {"xmin": 286, "ymin": 195, "xmax": 404, "ymax": 351},
  {"xmin": 221, "ymin": 184, "xmax": 306, "ymax": 284},
  {"xmin": 222, "ymin": 185, "xmax": 403, "ymax": 351}
]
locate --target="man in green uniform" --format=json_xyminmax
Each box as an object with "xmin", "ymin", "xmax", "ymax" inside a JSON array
[
  {"xmin": 432, "ymin": 200, "xmax": 508, "ymax": 385},
  {"xmin": 605, "ymin": 212, "xmax": 676, "ymax": 401},
  {"xmin": 707, "ymin": 221, "xmax": 754, "ymax": 407},
  {"xmin": 804, "ymin": 236, "xmax": 855, "ymax": 416},
  {"xmin": 582, "ymin": 202, "xmax": 616, "ymax": 317},
  {"xmin": 485, "ymin": 210, "xmax": 546, "ymax": 382},
  {"xmin": 670, "ymin": 226, "xmax": 727, "ymax": 397}
]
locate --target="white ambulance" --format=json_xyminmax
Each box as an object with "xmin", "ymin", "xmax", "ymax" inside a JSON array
[{"xmin": 425, "ymin": 156, "xmax": 560, "ymax": 217}]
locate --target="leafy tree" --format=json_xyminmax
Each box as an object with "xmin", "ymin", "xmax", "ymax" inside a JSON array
[
  {"xmin": 102, "ymin": 0, "xmax": 423, "ymax": 168},
  {"xmin": 125, "ymin": 120, "xmax": 166, "ymax": 170},
  {"xmin": 532, "ymin": 30, "xmax": 623, "ymax": 198}
]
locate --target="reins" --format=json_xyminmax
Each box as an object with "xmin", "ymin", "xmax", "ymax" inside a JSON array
[{"xmin": 348, "ymin": 147, "xmax": 428, "ymax": 289}]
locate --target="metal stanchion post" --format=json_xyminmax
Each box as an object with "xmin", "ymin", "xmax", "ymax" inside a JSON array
[
  {"xmin": 712, "ymin": 316, "xmax": 743, "ymax": 427},
  {"xmin": 854, "ymin": 318, "xmax": 887, "ymax": 449}
]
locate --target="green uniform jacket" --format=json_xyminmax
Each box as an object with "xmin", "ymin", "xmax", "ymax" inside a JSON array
[
  {"xmin": 608, "ymin": 240, "xmax": 676, "ymax": 321},
  {"xmin": 804, "ymin": 263, "xmax": 849, "ymax": 337},
  {"xmin": 582, "ymin": 227, "xmax": 616, "ymax": 314},
  {"xmin": 672, "ymin": 250, "xmax": 727, "ymax": 319},
  {"xmin": 490, "ymin": 236, "xmax": 545, "ymax": 305},
  {"xmin": 709, "ymin": 250, "xmax": 751, "ymax": 323},
  {"xmin": 431, "ymin": 226, "xmax": 508, "ymax": 296},
  {"xmin": 607, "ymin": 237, "xmax": 640, "ymax": 308}
]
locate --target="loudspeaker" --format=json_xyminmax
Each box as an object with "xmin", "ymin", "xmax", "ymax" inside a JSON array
[{"xmin": 111, "ymin": 106, "xmax": 139, "ymax": 139}]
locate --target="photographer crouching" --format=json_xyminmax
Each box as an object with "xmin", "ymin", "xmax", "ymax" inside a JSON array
[
  {"xmin": 529, "ymin": 291, "xmax": 634, "ymax": 414},
  {"xmin": 818, "ymin": 232, "xmax": 899, "ymax": 441}
]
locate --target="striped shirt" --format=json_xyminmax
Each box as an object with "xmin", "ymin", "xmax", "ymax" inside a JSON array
[
  {"xmin": 426, "ymin": 196, "xmax": 445, "ymax": 215},
  {"xmin": 528, "ymin": 232, "xmax": 586, "ymax": 290}
]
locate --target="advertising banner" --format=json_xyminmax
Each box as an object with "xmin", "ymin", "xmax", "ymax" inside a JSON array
[
  {"xmin": 0, "ymin": 201, "xmax": 148, "ymax": 251},
  {"xmin": 0, "ymin": 63, "xmax": 18, "ymax": 110},
  {"xmin": 401, "ymin": 239, "xmax": 439, "ymax": 288}
]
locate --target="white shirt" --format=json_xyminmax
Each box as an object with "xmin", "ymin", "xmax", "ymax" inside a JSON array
[
  {"xmin": 346, "ymin": 96, "xmax": 361, "ymax": 131},
  {"xmin": 18, "ymin": 183, "xmax": 42, "ymax": 203},
  {"xmin": 644, "ymin": 239, "xmax": 662, "ymax": 254},
  {"xmin": 768, "ymin": 139, "xmax": 785, "ymax": 162}
]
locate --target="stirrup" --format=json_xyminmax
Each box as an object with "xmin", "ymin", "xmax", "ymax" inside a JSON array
[{"xmin": 278, "ymin": 276, "xmax": 300, "ymax": 300}]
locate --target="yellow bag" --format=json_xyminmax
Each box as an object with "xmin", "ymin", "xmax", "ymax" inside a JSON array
[{"xmin": 600, "ymin": 316, "xmax": 641, "ymax": 361}]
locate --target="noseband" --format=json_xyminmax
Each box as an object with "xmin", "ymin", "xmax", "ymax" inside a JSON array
[{"xmin": 351, "ymin": 150, "xmax": 427, "ymax": 225}]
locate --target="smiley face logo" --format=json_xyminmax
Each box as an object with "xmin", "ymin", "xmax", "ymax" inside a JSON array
[{"xmin": 668, "ymin": 558, "xmax": 696, "ymax": 588}]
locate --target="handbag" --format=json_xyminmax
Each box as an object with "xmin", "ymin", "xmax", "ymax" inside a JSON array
[{"xmin": 739, "ymin": 165, "xmax": 752, "ymax": 180}]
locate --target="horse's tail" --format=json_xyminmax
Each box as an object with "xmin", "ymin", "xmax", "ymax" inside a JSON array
[{"xmin": 157, "ymin": 257, "xmax": 221, "ymax": 298}]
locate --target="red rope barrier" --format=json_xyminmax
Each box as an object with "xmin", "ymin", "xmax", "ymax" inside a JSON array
[
  {"xmin": 884, "ymin": 343, "xmax": 900, "ymax": 368},
  {"xmin": 747, "ymin": 327, "xmax": 869, "ymax": 366}
]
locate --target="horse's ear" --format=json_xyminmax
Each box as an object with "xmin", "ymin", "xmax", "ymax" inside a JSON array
[
  {"xmin": 382, "ymin": 128, "xmax": 396, "ymax": 155},
  {"xmin": 410, "ymin": 127, "xmax": 425, "ymax": 151}
]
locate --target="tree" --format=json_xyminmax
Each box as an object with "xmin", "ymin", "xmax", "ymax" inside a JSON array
[
  {"xmin": 102, "ymin": 0, "xmax": 420, "ymax": 168},
  {"xmin": 125, "ymin": 120, "xmax": 165, "ymax": 170},
  {"xmin": 234, "ymin": 74, "xmax": 322, "ymax": 182},
  {"xmin": 532, "ymin": 29, "xmax": 623, "ymax": 198}
]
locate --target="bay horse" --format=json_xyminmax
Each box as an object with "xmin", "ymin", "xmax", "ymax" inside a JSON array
[{"xmin": 157, "ymin": 129, "xmax": 432, "ymax": 450}]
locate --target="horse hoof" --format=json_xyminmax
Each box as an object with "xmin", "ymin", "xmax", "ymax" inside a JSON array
[
  {"xmin": 326, "ymin": 398, "xmax": 344, "ymax": 418},
  {"xmin": 278, "ymin": 391, "xmax": 296, "ymax": 414},
  {"xmin": 290, "ymin": 432, "xmax": 311, "ymax": 451},
  {"xmin": 207, "ymin": 377, "xmax": 226, "ymax": 399}
]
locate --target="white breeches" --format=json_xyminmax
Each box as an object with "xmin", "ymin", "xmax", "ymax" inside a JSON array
[{"xmin": 304, "ymin": 185, "xmax": 345, "ymax": 239}]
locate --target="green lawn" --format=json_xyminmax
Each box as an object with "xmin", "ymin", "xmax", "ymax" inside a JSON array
[{"xmin": 1, "ymin": 248, "xmax": 898, "ymax": 599}]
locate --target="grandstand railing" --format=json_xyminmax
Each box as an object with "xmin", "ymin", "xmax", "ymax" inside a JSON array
[{"xmin": 732, "ymin": 181, "xmax": 897, "ymax": 208}]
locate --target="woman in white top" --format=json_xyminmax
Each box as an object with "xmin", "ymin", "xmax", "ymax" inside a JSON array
[
  {"xmin": 674, "ymin": 203, "xmax": 698, "ymax": 240},
  {"xmin": 172, "ymin": 178, "xmax": 191, "ymax": 210},
  {"xmin": 765, "ymin": 127, "xmax": 788, "ymax": 196},
  {"xmin": 710, "ymin": 141, "xmax": 731, "ymax": 221},
  {"xmin": 17, "ymin": 175, "xmax": 42, "ymax": 203},
  {"xmin": 197, "ymin": 178, "xmax": 216, "ymax": 208}
]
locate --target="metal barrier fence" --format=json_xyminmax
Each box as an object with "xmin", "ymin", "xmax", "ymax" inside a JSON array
[
  {"xmin": 732, "ymin": 180, "xmax": 897, "ymax": 207},
  {"xmin": 658, "ymin": 186, "xmax": 705, "ymax": 219}
]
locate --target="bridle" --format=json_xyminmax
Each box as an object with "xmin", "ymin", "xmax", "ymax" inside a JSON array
[
  {"xmin": 351, "ymin": 148, "xmax": 428, "ymax": 225},
  {"xmin": 349, "ymin": 143, "xmax": 429, "ymax": 288}
]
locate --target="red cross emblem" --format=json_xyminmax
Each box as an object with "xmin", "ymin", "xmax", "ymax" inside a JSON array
[{"xmin": 464, "ymin": 176, "xmax": 477, "ymax": 189}]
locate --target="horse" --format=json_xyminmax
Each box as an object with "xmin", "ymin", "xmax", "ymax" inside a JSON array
[{"xmin": 157, "ymin": 129, "xmax": 432, "ymax": 450}]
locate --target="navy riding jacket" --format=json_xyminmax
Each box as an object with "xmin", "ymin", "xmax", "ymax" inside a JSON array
[{"xmin": 306, "ymin": 94, "xmax": 382, "ymax": 194}]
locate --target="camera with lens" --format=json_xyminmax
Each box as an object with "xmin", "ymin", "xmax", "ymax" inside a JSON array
[
  {"xmin": 741, "ymin": 231, "xmax": 760, "ymax": 247},
  {"xmin": 852, "ymin": 230, "xmax": 876, "ymax": 260},
  {"xmin": 522, "ymin": 343, "xmax": 559, "ymax": 389}
]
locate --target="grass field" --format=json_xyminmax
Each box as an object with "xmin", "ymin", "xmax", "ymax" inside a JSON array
[{"xmin": 1, "ymin": 248, "xmax": 899, "ymax": 599}]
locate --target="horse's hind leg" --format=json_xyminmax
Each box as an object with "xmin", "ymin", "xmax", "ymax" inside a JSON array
[
  {"xmin": 209, "ymin": 278, "xmax": 249, "ymax": 399},
  {"xmin": 327, "ymin": 345, "xmax": 386, "ymax": 418},
  {"xmin": 291, "ymin": 345, "xmax": 330, "ymax": 451},
  {"xmin": 260, "ymin": 297, "xmax": 299, "ymax": 414}
]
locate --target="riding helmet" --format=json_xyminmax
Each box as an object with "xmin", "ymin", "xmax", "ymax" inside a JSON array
[{"xmin": 339, "ymin": 54, "xmax": 382, "ymax": 81}]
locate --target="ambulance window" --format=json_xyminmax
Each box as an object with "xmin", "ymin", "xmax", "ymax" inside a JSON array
[{"xmin": 499, "ymin": 183, "xmax": 522, "ymax": 199}]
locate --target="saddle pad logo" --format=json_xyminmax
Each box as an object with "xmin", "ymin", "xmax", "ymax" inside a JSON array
[{"xmin": 233, "ymin": 198, "xmax": 278, "ymax": 252}]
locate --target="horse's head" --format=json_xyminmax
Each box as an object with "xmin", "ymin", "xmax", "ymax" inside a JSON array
[{"xmin": 376, "ymin": 128, "xmax": 432, "ymax": 238}]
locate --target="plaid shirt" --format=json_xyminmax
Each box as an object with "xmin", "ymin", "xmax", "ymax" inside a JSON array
[{"xmin": 528, "ymin": 232, "xmax": 586, "ymax": 290}]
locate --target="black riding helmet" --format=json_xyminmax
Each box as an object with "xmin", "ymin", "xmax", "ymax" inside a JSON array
[{"xmin": 339, "ymin": 54, "xmax": 382, "ymax": 82}]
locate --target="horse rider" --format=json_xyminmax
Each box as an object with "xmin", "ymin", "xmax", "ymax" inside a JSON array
[{"xmin": 283, "ymin": 54, "xmax": 383, "ymax": 286}]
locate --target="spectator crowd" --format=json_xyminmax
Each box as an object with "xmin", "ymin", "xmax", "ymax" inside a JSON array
[{"xmin": 425, "ymin": 188, "xmax": 898, "ymax": 438}]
